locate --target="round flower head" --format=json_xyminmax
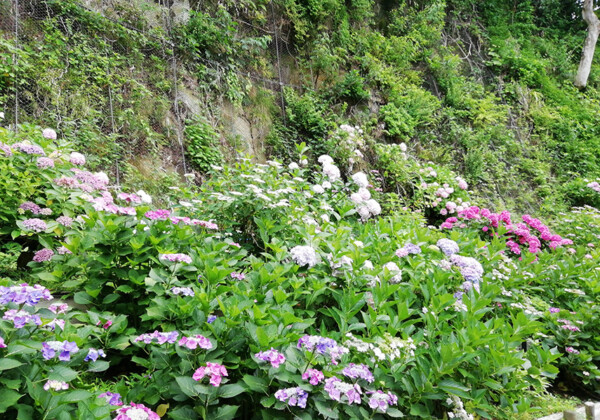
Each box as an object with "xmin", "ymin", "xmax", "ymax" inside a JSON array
[
  {"xmin": 114, "ymin": 402, "xmax": 160, "ymax": 420},
  {"xmin": 69, "ymin": 152, "xmax": 86, "ymax": 166},
  {"xmin": 290, "ymin": 245, "xmax": 318, "ymax": 268},
  {"xmin": 351, "ymin": 172, "xmax": 369, "ymax": 188},
  {"xmin": 192, "ymin": 362, "xmax": 228, "ymax": 386},
  {"xmin": 42, "ymin": 128, "xmax": 57, "ymax": 140},
  {"xmin": 44, "ymin": 380, "xmax": 68, "ymax": 391},
  {"xmin": 37, "ymin": 157, "xmax": 55, "ymax": 169},
  {"xmin": 318, "ymin": 155, "xmax": 334, "ymax": 165},
  {"xmin": 255, "ymin": 348, "xmax": 286, "ymax": 368},
  {"xmin": 274, "ymin": 387, "xmax": 309, "ymax": 408},
  {"xmin": 437, "ymin": 238, "xmax": 460, "ymax": 256}
]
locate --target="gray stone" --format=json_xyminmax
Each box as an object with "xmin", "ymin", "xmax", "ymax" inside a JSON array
[
  {"xmin": 585, "ymin": 402, "xmax": 600, "ymax": 420},
  {"xmin": 563, "ymin": 409, "xmax": 584, "ymax": 420}
]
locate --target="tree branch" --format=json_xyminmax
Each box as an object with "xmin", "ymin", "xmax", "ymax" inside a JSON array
[{"xmin": 582, "ymin": 0, "xmax": 599, "ymax": 26}]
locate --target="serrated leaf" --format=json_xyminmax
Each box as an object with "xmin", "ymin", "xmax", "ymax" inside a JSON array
[
  {"xmin": 218, "ymin": 383, "xmax": 246, "ymax": 399},
  {"xmin": 0, "ymin": 389, "xmax": 22, "ymax": 413},
  {"xmin": 0, "ymin": 358, "xmax": 23, "ymax": 371},
  {"xmin": 212, "ymin": 405, "xmax": 239, "ymax": 420},
  {"xmin": 242, "ymin": 375, "xmax": 267, "ymax": 393}
]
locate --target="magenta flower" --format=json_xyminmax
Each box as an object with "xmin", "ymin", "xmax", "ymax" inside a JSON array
[
  {"xmin": 565, "ymin": 347, "xmax": 580, "ymax": 354},
  {"xmin": 178, "ymin": 334, "xmax": 212, "ymax": 350},
  {"xmin": 302, "ymin": 368, "xmax": 324, "ymax": 385},
  {"xmin": 549, "ymin": 307, "xmax": 560, "ymax": 314},
  {"xmin": 255, "ymin": 348, "xmax": 286, "ymax": 368},
  {"xmin": 114, "ymin": 402, "xmax": 160, "ymax": 420},
  {"xmin": 144, "ymin": 209, "xmax": 171, "ymax": 220},
  {"xmin": 193, "ymin": 362, "xmax": 228, "ymax": 386},
  {"xmin": 192, "ymin": 219, "xmax": 218, "ymax": 230},
  {"xmin": 0, "ymin": 336, "xmax": 6, "ymax": 348},
  {"xmin": 231, "ymin": 272, "xmax": 246, "ymax": 281}
]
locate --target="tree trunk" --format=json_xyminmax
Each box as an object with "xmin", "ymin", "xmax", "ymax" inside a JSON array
[{"xmin": 575, "ymin": 0, "xmax": 600, "ymax": 88}]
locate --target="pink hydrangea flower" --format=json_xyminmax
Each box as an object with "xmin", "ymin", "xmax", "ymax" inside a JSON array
[
  {"xmin": 255, "ymin": 348, "xmax": 286, "ymax": 368},
  {"xmin": 192, "ymin": 362, "xmax": 228, "ymax": 386}
]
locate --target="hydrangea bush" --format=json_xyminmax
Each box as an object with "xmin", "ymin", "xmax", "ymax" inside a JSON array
[{"xmin": 0, "ymin": 127, "xmax": 599, "ymax": 419}]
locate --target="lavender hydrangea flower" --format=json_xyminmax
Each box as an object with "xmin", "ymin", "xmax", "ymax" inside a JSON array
[
  {"xmin": 42, "ymin": 341, "xmax": 79, "ymax": 361},
  {"xmin": 134, "ymin": 330, "xmax": 179, "ymax": 345},
  {"xmin": 255, "ymin": 348, "xmax": 286, "ymax": 368},
  {"xmin": 98, "ymin": 392, "xmax": 123, "ymax": 406},
  {"xmin": 274, "ymin": 387, "xmax": 309, "ymax": 408},
  {"xmin": 324, "ymin": 376, "xmax": 362, "ymax": 404},
  {"xmin": 13, "ymin": 142, "xmax": 44, "ymax": 155},
  {"xmin": 207, "ymin": 315, "xmax": 217, "ymax": 324},
  {"xmin": 85, "ymin": 348, "xmax": 106, "ymax": 362},
  {"xmin": 0, "ymin": 283, "xmax": 53, "ymax": 306},
  {"xmin": 22, "ymin": 218, "xmax": 47, "ymax": 232},
  {"xmin": 33, "ymin": 248, "xmax": 54, "ymax": 262},
  {"xmin": 56, "ymin": 216, "xmax": 73, "ymax": 227},
  {"xmin": 3, "ymin": 310, "xmax": 42, "ymax": 328},
  {"xmin": 230, "ymin": 272, "xmax": 245, "ymax": 281},
  {"xmin": 437, "ymin": 238, "xmax": 460, "ymax": 256},
  {"xmin": 0, "ymin": 143, "xmax": 13, "ymax": 157},
  {"xmin": 450, "ymin": 254, "xmax": 484, "ymax": 283},
  {"xmin": 170, "ymin": 287, "xmax": 194, "ymax": 297},
  {"xmin": 342, "ymin": 363, "xmax": 374, "ymax": 383},
  {"xmin": 160, "ymin": 253, "xmax": 192, "ymax": 264},
  {"xmin": 37, "ymin": 157, "xmax": 55, "ymax": 169},
  {"xmin": 368, "ymin": 390, "xmax": 398, "ymax": 413},
  {"xmin": 19, "ymin": 201, "xmax": 41, "ymax": 214},
  {"xmin": 297, "ymin": 335, "xmax": 349, "ymax": 365}
]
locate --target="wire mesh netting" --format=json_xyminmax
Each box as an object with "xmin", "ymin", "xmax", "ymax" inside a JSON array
[{"xmin": 1, "ymin": 0, "xmax": 295, "ymax": 179}]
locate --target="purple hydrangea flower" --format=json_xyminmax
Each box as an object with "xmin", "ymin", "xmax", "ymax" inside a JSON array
[
  {"xmin": 37, "ymin": 157, "xmax": 55, "ymax": 169},
  {"xmin": 324, "ymin": 376, "xmax": 362, "ymax": 404},
  {"xmin": 22, "ymin": 218, "xmax": 47, "ymax": 232},
  {"xmin": 297, "ymin": 335, "xmax": 349, "ymax": 365},
  {"xmin": 255, "ymin": 348, "xmax": 286, "ymax": 368},
  {"xmin": 98, "ymin": 392, "xmax": 122, "ymax": 406},
  {"xmin": 33, "ymin": 248, "xmax": 54, "ymax": 262},
  {"xmin": 19, "ymin": 201, "xmax": 41, "ymax": 214},
  {"xmin": 450, "ymin": 254, "xmax": 484, "ymax": 282},
  {"xmin": 207, "ymin": 315, "xmax": 217, "ymax": 324},
  {"xmin": 85, "ymin": 348, "xmax": 106, "ymax": 362},
  {"xmin": 42, "ymin": 341, "xmax": 79, "ymax": 361},
  {"xmin": 437, "ymin": 238, "xmax": 460, "ymax": 256},
  {"xmin": 134, "ymin": 330, "xmax": 179, "ymax": 345},
  {"xmin": 342, "ymin": 363, "xmax": 374, "ymax": 383},
  {"xmin": 0, "ymin": 143, "xmax": 13, "ymax": 157},
  {"xmin": 230, "ymin": 272, "xmax": 245, "ymax": 281},
  {"xmin": 0, "ymin": 283, "xmax": 53, "ymax": 306},
  {"xmin": 3, "ymin": 310, "xmax": 42, "ymax": 328},
  {"xmin": 98, "ymin": 392, "xmax": 123, "ymax": 406},
  {"xmin": 56, "ymin": 216, "xmax": 73, "ymax": 227},
  {"xmin": 274, "ymin": 387, "xmax": 309, "ymax": 408},
  {"xmin": 0, "ymin": 335, "xmax": 6, "ymax": 348},
  {"xmin": 549, "ymin": 307, "xmax": 560, "ymax": 314},
  {"xmin": 367, "ymin": 390, "xmax": 398, "ymax": 413},
  {"xmin": 68, "ymin": 152, "xmax": 86, "ymax": 166},
  {"xmin": 13, "ymin": 142, "xmax": 44, "ymax": 155}
]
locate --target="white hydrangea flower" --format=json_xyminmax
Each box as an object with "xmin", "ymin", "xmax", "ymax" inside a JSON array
[
  {"xmin": 318, "ymin": 155, "xmax": 334, "ymax": 165},
  {"xmin": 323, "ymin": 164, "xmax": 341, "ymax": 182},
  {"xmin": 357, "ymin": 187, "xmax": 371, "ymax": 201},
  {"xmin": 290, "ymin": 246, "xmax": 318, "ymax": 268},
  {"xmin": 350, "ymin": 193, "xmax": 364, "ymax": 204},
  {"xmin": 365, "ymin": 199, "xmax": 381, "ymax": 216},
  {"xmin": 289, "ymin": 162, "xmax": 299, "ymax": 170},
  {"xmin": 357, "ymin": 206, "xmax": 371, "ymax": 220},
  {"xmin": 312, "ymin": 184, "xmax": 325, "ymax": 194},
  {"xmin": 351, "ymin": 172, "xmax": 369, "ymax": 188},
  {"xmin": 322, "ymin": 180, "xmax": 332, "ymax": 189}
]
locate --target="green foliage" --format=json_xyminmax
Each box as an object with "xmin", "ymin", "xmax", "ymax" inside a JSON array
[{"xmin": 185, "ymin": 118, "xmax": 223, "ymax": 173}]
